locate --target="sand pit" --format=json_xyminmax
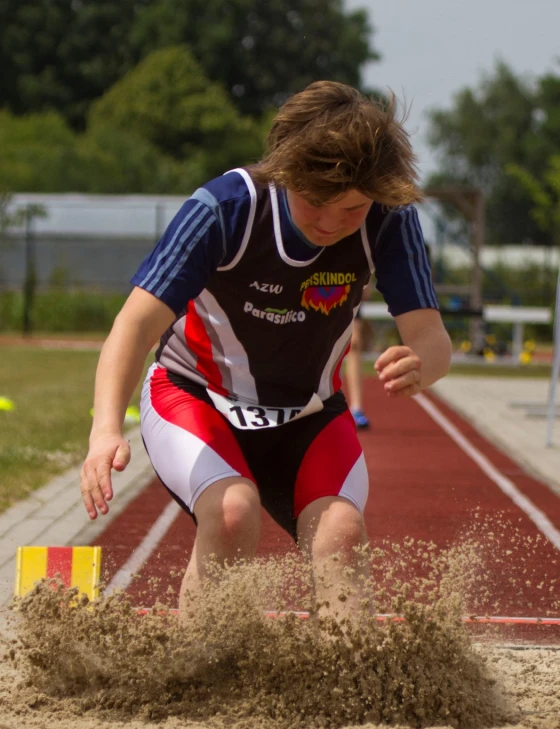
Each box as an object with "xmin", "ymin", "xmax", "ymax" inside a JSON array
[
  {"xmin": 1, "ymin": 644, "xmax": 559, "ymax": 729},
  {"xmin": 1, "ymin": 544, "xmax": 558, "ymax": 729}
]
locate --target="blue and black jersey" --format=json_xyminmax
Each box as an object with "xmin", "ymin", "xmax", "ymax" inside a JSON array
[{"xmin": 132, "ymin": 168, "xmax": 437, "ymax": 407}]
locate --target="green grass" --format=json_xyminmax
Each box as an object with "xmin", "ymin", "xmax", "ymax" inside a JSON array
[
  {"xmin": 447, "ymin": 363, "xmax": 553, "ymax": 378},
  {"xmin": 0, "ymin": 346, "xmax": 149, "ymax": 513},
  {"xmin": 362, "ymin": 360, "xmax": 553, "ymax": 378}
]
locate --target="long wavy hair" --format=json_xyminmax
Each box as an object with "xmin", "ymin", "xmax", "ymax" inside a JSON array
[{"xmin": 252, "ymin": 80, "xmax": 422, "ymax": 207}]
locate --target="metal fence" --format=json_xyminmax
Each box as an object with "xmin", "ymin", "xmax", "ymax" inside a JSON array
[{"xmin": 1, "ymin": 194, "xmax": 185, "ymax": 293}]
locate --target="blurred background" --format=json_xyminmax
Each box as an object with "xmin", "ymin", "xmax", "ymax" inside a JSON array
[{"xmin": 1, "ymin": 0, "xmax": 559, "ymax": 358}]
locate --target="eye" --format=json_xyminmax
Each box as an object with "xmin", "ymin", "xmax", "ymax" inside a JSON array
[{"xmin": 306, "ymin": 199, "xmax": 322, "ymax": 209}]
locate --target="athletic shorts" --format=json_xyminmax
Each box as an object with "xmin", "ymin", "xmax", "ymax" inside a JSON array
[{"xmin": 140, "ymin": 363, "xmax": 369, "ymax": 541}]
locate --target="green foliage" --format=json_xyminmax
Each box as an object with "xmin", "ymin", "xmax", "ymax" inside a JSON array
[
  {"xmin": 77, "ymin": 126, "xmax": 189, "ymax": 194},
  {"xmin": 508, "ymin": 156, "xmax": 560, "ymax": 246},
  {"xmin": 0, "ymin": 109, "xmax": 188, "ymax": 194},
  {"xmin": 0, "ymin": 0, "xmax": 150, "ymax": 129},
  {"xmin": 0, "ymin": 0, "xmax": 377, "ymax": 126},
  {"xmin": 0, "ymin": 193, "xmax": 25, "ymax": 231},
  {"xmin": 0, "ymin": 1, "xmax": 379, "ymax": 192},
  {"xmin": 0, "ymin": 290, "xmax": 127, "ymax": 332},
  {"xmin": 89, "ymin": 45, "xmax": 264, "ymax": 186},
  {"xmin": 426, "ymin": 61, "xmax": 560, "ymax": 245},
  {"xmin": 130, "ymin": 0, "xmax": 377, "ymax": 116},
  {"xmin": 0, "ymin": 110, "xmax": 78, "ymax": 192}
]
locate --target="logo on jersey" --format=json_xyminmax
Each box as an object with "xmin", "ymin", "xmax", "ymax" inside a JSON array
[
  {"xmin": 299, "ymin": 272, "xmax": 357, "ymax": 315},
  {"xmin": 249, "ymin": 281, "xmax": 283, "ymax": 294},
  {"xmin": 244, "ymin": 301, "xmax": 306, "ymax": 324}
]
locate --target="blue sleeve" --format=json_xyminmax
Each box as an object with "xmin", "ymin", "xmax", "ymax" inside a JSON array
[
  {"xmin": 130, "ymin": 173, "xmax": 251, "ymax": 314},
  {"xmin": 370, "ymin": 206, "xmax": 439, "ymax": 316}
]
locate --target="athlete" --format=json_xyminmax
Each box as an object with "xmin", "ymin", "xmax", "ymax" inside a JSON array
[
  {"xmin": 80, "ymin": 81, "xmax": 452, "ymax": 617},
  {"xmin": 346, "ymin": 288, "xmax": 373, "ymax": 430}
]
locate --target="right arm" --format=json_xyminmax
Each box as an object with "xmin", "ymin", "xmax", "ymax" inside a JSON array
[
  {"xmin": 80, "ymin": 288, "xmax": 175, "ymax": 520},
  {"xmin": 81, "ymin": 172, "xmax": 253, "ymax": 519}
]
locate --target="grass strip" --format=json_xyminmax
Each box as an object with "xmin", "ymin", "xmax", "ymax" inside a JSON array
[{"xmin": 0, "ymin": 346, "xmax": 148, "ymax": 513}]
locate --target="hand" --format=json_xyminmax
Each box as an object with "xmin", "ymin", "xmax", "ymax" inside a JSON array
[
  {"xmin": 374, "ymin": 345, "xmax": 422, "ymax": 398},
  {"xmin": 80, "ymin": 434, "xmax": 131, "ymax": 519}
]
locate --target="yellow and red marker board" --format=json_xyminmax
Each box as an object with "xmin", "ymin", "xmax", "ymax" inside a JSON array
[{"xmin": 15, "ymin": 546, "xmax": 102, "ymax": 601}]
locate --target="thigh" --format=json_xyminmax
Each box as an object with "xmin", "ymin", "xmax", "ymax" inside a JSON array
[
  {"xmin": 140, "ymin": 364, "xmax": 255, "ymax": 515},
  {"xmin": 293, "ymin": 409, "xmax": 369, "ymax": 518}
]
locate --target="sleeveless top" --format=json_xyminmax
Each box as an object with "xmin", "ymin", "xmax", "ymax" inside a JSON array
[{"xmin": 155, "ymin": 168, "xmax": 373, "ymax": 408}]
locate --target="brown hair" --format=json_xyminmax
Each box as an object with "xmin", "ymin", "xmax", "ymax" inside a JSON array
[{"xmin": 252, "ymin": 81, "xmax": 422, "ymax": 207}]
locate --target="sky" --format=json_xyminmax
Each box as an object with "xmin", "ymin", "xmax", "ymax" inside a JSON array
[{"xmin": 345, "ymin": 0, "xmax": 560, "ymax": 183}]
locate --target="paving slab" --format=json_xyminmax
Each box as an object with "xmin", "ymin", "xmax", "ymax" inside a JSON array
[
  {"xmin": 431, "ymin": 375, "xmax": 560, "ymax": 497},
  {"xmin": 0, "ymin": 427, "xmax": 154, "ymax": 608}
]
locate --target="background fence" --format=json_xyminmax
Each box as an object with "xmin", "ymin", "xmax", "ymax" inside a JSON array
[{"xmin": 1, "ymin": 193, "xmax": 558, "ymax": 341}]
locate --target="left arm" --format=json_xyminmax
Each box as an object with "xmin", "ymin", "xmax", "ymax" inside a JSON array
[{"xmin": 375, "ymin": 309, "xmax": 452, "ymax": 397}]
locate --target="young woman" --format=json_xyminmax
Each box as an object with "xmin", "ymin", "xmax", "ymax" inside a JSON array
[{"xmin": 80, "ymin": 81, "xmax": 451, "ymax": 616}]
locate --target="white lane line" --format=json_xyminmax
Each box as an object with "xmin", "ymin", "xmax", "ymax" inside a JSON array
[
  {"xmin": 104, "ymin": 500, "xmax": 181, "ymax": 595},
  {"xmin": 415, "ymin": 392, "xmax": 560, "ymax": 550}
]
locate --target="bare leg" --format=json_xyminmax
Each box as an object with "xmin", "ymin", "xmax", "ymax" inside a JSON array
[
  {"xmin": 346, "ymin": 319, "xmax": 364, "ymax": 413},
  {"xmin": 179, "ymin": 476, "xmax": 261, "ymax": 614},
  {"xmin": 297, "ymin": 496, "xmax": 371, "ymax": 622}
]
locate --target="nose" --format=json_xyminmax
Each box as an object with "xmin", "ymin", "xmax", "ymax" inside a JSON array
[{"xmin": 316, "ymin": 210, "xmax": 342, "ymax": 232}]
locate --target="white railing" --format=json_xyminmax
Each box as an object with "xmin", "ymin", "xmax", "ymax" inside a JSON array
[{"xmin": 360, "ymin": 302, "xmax": 551, "ymax": 361}]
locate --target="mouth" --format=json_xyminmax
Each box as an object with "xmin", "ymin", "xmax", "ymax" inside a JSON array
[{"xmin": 314, "ymin": 226, "xmax": 338, "ymax": 236}]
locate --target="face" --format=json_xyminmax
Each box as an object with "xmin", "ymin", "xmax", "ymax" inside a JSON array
[{"xmin": 286, "ymin": 188, "xmax": 373, "ymax": 247}]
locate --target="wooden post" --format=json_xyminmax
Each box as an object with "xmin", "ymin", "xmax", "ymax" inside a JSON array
[{"xmin": 22, "ymin": 204, "xmax": 36, "ymax": 336}]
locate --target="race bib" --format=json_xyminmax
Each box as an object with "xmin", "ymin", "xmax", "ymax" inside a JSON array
[{"xmin": 207, "ymin": 390, "xmax": 324, "ymax": 430}]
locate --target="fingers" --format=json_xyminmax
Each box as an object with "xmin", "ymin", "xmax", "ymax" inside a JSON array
[
  {"xmin": 375, "ymin": 346, "xmax": 421, "ymax": 397},
  {"xmin": 374, "ymin": 345, "xmax": 411, "ymax": 372},
  {"xmin": 80, "ymin": 459, "xmax": 112, "ymax": 519},
  {"xmin": 383, "ymin": 372, "xmax": 421, "ymax": 397},
  {"xmin": 80, "ymin": 437, "xmax": 131, "ymax": 518},
  {"xmin": 113, "ymin": 442, "xmax": 131, "ymax": 471}
]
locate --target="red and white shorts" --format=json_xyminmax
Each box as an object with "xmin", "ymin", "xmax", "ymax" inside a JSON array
[{"xmin": 140, "ymin": 364, "xmax": 368, "ymax": 540}]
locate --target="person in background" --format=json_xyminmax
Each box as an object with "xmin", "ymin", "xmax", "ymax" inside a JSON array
[{"xmin": 346, "ymin": 283, "xmax": 373, "ymax": 430}]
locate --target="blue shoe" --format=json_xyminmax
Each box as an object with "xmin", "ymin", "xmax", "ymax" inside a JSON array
[{"xmin": 351, "ymin": 408, "xmax": 370, "ymax": 430}]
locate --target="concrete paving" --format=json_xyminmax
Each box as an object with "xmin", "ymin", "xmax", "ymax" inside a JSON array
[
  {"xmin": 431, "ymin": 375, "xmax": 560, "ymax": 497},
  {"xmin": 1, "ymin": 374, "xmax": 559, "ymax": 612}
]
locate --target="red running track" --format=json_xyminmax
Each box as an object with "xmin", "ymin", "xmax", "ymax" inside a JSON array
[{"xmin": 91, "ymin": 379, "xmax": 560, "ymax": 645}]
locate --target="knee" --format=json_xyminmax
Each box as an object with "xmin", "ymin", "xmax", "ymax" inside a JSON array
[
  {"xmin": 222, "ymin": 490, "xmax": 261, "ymax": 539},
  {"xmin": 301, "ymin": 501, "xmax": 366, "ymax": 560},
  {"xmin": 201, "ymin": 484, "xmax": 261, "ymax": 546}
]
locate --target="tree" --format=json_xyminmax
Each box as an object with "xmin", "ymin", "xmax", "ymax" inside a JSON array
[
  {"xmin": 0, "ymin": 109, "xmax": 188, "ymax": 194},
  {"xmin": 0, "ymin": 0, "xmax": 150, "ymax": 129},
  {"xmin": 508, "ymin": 157, "xmax": 560, "ymax": 247},
  {"xmin": 131, "ymin": 0, "xmax": 377, "ymax": 116},
  {"xmin": 0, "ymin": 0, "xmax": 379, "ymax": 127},
  {"xmin": 0, "ymin": 110, "xmax": 78, "ymax": 192},
  {"xmin": 426, "ymin": 61, "xmax": 560, "ymax": 244},
  {"xmin": 89, "ymin": 46, "xmax": 264, "ymax": 188}
]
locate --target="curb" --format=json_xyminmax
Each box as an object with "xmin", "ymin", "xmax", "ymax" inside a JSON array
[{"xmin": 0, "ymin": 427, "xmax": 154, "ymax": 608}]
